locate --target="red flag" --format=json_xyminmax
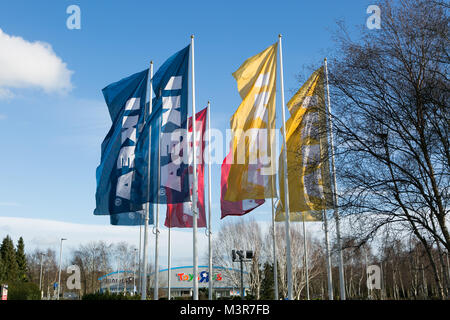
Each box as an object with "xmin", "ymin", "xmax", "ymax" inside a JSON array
[
  {"xmin": 165, "ymin": 108, "xmax": 207, "ymax": 228},
  {"xmin": 220, "ymin": 151, "xmax": 265, "ymax": 219}
]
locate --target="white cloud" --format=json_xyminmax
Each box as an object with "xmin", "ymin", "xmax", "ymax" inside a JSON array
[
  {"xmin": 0, "ymin": 114, "xmax": 7, "ymax": 120},
  {"xmin": 0, "ymin": 29, "xmax": 73, "ymax": 94}
]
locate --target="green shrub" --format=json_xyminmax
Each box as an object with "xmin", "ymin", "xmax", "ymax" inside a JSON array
[{"xmin": 7, "ymin": 281, "xmax": 41, "ymax": 300}]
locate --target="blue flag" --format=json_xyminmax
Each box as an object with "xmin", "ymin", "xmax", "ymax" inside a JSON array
[
  {"xmin": 131, "ymin": 99, "xmax": 162, "ymax": 205},
  {"xmin": 153, "ymin": 45, "xmax": 191, "ymax": 204},
  {"xmin": 131, "ymin": 46, "xmax": 191, "ymax": 205},
  {"xmin": 109, "ymin": 210, "xmax": 149, "ymax": 226},
  {"xmin": 94, "ymin": 69, "xmax": 148, "ymax": 216}
]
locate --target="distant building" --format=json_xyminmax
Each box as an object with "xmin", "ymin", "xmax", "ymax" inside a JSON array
[
  {"xmin": 98, "ymin": 270, "xmax": 136, "ymax": 294},
  {"xmin": 97, "ymin": 265, "xmax": 249, "ymax": 298},
  {"xmin": 152, "ymin": 265, "xmax": 249, "ymax": 299}
]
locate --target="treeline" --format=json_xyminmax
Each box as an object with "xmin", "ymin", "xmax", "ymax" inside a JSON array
[
  {"xmin": 211, "ymin": 220, "xmax": 450, "ymax": 300},
  {"xmin": 26, "ymin": 241, "xmax": 139, "ymax": 299},
  {"xmin": 0, "ymin": 235, "xmax": 40, "ymax": 299}
]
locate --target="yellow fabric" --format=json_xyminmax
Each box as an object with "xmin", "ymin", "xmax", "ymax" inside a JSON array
[
  {"xmin": 275, "ymin": 66, "xmax": 333, "ymax": 222},
  {"xmin": 224, "ymin": 43, "xmax": 278, "ymax": 202}
]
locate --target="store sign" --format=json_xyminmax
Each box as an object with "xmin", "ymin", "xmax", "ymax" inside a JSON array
[{"xmin": 176, "ymin": 271, "xmax": 222, "ymax": 283}]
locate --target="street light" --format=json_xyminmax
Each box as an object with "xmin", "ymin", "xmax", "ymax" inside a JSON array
[
  {"xmin": 57, "ymin": 238, "xmax": 67, "ymax": 300},
  {"xmin": 232, "ymin": 250, "xmax": 253, "ymax": 300},
  {"xmin": 134, "ymin": 248, "xmax": 138, "ymax": 296},
  {"xmin": 39, "ymin": 252, "xmax": 46, "ymax": 298}
]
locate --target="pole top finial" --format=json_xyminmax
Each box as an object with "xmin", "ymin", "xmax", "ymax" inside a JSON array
[
  {"xmin": 278, "ymin": 34, "xmax": 282, "ymax": 38},
  {"xmin": 150, "ymin": 60, "xmax": 153, "ymax": 64},
  {"xmin": 191, "ymin": 34, "xmax": 194, "ymax": 39},
  {"xmin": 324, "ymin": 57, "xmax": 327, "ymax": 62}
]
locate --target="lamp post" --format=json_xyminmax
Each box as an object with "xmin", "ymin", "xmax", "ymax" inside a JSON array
[
  {"xmin": 232, "ymin": 250, "xmax": 253, "ymax": 300},
  {"xmin": 57, "ymin": 238, "xmax": 67, "ymax": 300},
  {"xmin": 39, "ymin": 252, "xmax": 46, "ymax": 298},
  {"xmin": 134, "ymin": 248, "xmax": 138, "ymax": 295}
]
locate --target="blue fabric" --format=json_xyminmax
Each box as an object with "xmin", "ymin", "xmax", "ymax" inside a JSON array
[
  {"xmin": 132, "ymin": 99, "xmax": 162, "ymax": 205},
  {"xmin": 109, "ymin": 210, "xmax": 149, "ymax": 226},
  {"xmin": 153, "ymin": 45, "xmax": 190, "ymax": 204},
  {"xmin": 94, "ymin": 69, "xmax": 148, "ymax": 216},
  {"xmin": 133, "ymin": 45, "xmax": 191, "ymax": 205}
]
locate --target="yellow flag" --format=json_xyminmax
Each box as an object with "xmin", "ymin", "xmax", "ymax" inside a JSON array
[
  {"xmin": 276, "ymin": 66, "xmax": 333, "ymax": 222},
  {"xmin": 224, "ymin": 43, "xmax": 278, "ymax": 202}
]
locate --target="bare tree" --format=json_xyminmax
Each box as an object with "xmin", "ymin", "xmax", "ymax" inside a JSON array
[
  {"xmin": 211, "ymin": 219, "xmax": 263, "ymax": 298},
  {"xmin": 328, "ymin": 0, "xmax": 449, "ymax": 298},
  {"xmin": 71, "ymin": 241, "xmax": 112, "ymax": 295}
]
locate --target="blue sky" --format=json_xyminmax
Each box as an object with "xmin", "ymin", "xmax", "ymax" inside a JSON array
[{"xmin": 0, "ymin": 0, "xmax": 373, "ymax": 255}]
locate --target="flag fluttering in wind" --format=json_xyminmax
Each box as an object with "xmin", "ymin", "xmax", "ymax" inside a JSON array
[
  {"xmin": 109, "ymin": 211, "xmax": 147, "ymax": 225},
  {"xmin": 220, "ymin": 150, "xmax": 265, "ymax": 219},
  {"xmin": 153, "ymin": 45, "xmax": 191, "ymax": 204},
  {"xmin": 94, "ymin": 69, "xmax": 149, "ymax": 216},
  {"xmin": 131, "ymin": 99, "xmax": 162, "ymax": 208},
  {"xmin": 224, "ymin": 43, "xmax": 278, "ymax": 203},
  {"xmin": 129, "ymin": 46, "xmax": 191, "ymax": 208},
  {"xmin": 165, "ymin": 107, "xmax": 208, "ymax": 228},
  {"xmin": 276, "ymin": 67, "xmax": 333, "ymax": 222}
]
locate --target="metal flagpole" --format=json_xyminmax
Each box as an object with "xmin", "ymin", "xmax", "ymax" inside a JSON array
[
  {"xmin": 168, "ymin": 221, "xmax": 171, "ymax": 300},
  {"xmin": 268, "ymin": 61, "xmax": 279, "ymax": 301},
  {"xmin": 154, "ymin": 114, "xmax": 161, "ymax": 300},
  {"xmin": 302, "ymin": 217, "xmax": 310, "ymax": 299},
  {"xmin": 138, "ymin": 212, "xmax": 143, "ymax": 294},
  {"xmin": 207, "ymin": 101, "xmax": 213, "ymax": 300},
  {"xmin": 190, "ymin": 34, "xmax": 199, "ymax": 301},
  {"xmin": 278, "ymin": 34, "xmax": 293, "ymax": 300},
  {"xmin": 270, "ymin": 195, "xmax": 279, "ymax": 300},
  {"xmin": 324, "ymin": 57, "xmax": 346, "ymax": 300},
  {"xmin": 142, "ymin": 61, "xmax": 154, "ymax": 300},
  {"xmin": 322, "ymin": 209, "xmax": 334, "ymax": 300},
  {"xmin": 302, "ymin": 213, "xmax": 310, "ymax": 299}
]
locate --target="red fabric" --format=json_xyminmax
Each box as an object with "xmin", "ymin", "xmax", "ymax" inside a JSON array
[
  {"xmin": 220, "ymin": 151, "xmax": 265, "ymax": 219},
  {"xmin": 165, "ymin": 108, "xmax": 207, "ymax": 228}
]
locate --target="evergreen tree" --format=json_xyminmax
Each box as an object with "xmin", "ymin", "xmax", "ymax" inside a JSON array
[
  {"xmin": 260, "ymin": 262, "xmax": 275, "ymax": 300},
  {"xmin": 16, "ymin": 237, "xmax": 28, "ymax": 282},
  {"xmin": 0, "ymin": 254, "xmax": 4, "ymax": 282},
  {"xmin": 0, "ymin": 235, "xmax": 19, "ymax": 282}
]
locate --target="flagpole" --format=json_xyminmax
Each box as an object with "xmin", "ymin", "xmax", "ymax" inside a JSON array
[
  {"xmin": 268, "ymin": 82, "xmax": 278, "ymax": 301},
  {"xmin": 138, "ymin": 212, "xmax": 143, "ymax": 294},
  {"xmin": 302, "ymin": 213, "xmax": 310, "ymax": 300},
  {"xmin": 168, "ymin": 221, "xmax": 171, "ymax": 300},
  {"xmin": 270, "ymin": 194, "xmax": 279, "ymax": 300},
  {"xmin": 154, "ymin": 115, "xmax": 161, "ymax": 300},
  {"xmin": 207, "ymin": 101, "xmax": 213, "ymax": 300},
  {"xmin": 278, "ymin": 34, "xmax": 293, "ymax": 300},
  {"xmin": 190, "ymin": 34, "xmax": 199, "ymax": 301},
  {"xmin": 142, "ymin": 61, "xmax": 154, "ymax": 300},
  {"xmin": 322, "ymin": 209, "xmax": 334, "ymax": 300},
  {"xmin": 324, "ymin": 57, "xmax": 346, "ymax": 300}
]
